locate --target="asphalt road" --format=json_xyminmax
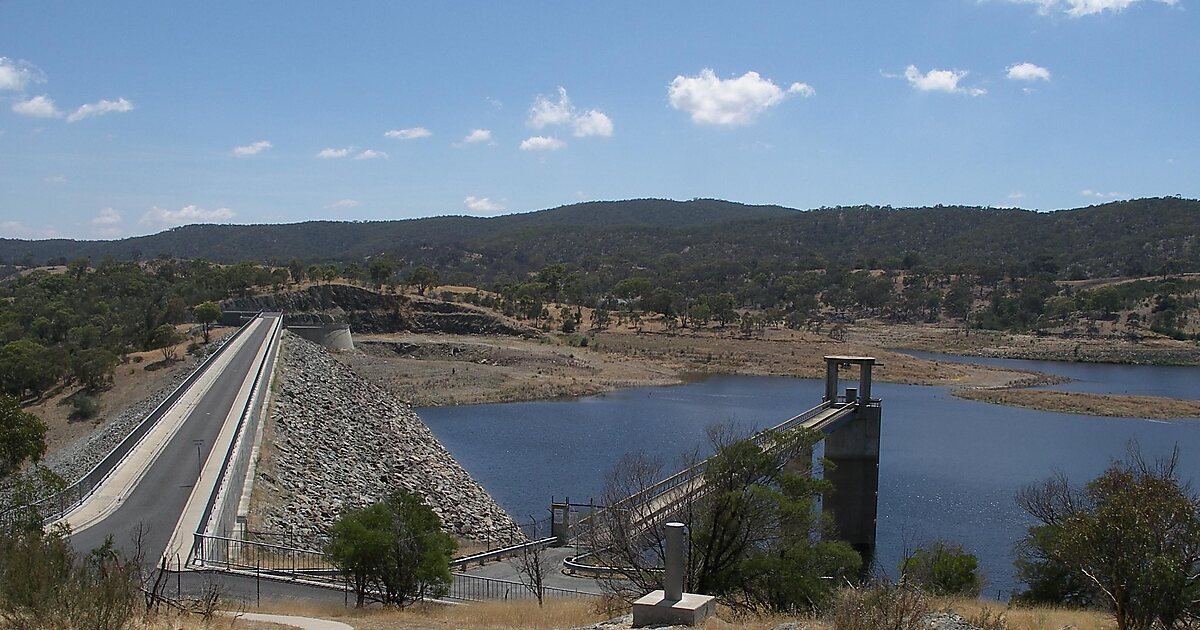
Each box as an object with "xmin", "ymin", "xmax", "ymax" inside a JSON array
[{"xmin": 71, "ymin": 315, "xmax": 276, "ymax": 563}]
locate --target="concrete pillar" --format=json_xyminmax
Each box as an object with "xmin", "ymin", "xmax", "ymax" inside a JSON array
[
  {"xmin": 860, "ymin": 362, "xmax": 873, "ymax": 402},
  {"xmin": 551, "ymin": 502, "xmax": 570, "ymax": 547},
  {"xmin": 664, "ymin": 522, "xmax": 685, "ymax": 601},
  {"xmin": 823, "ymin": 404, "xmax": 880, "ymax": 568},
  {"xmin": 845, "ymin": 387, "xmax": 858, "ymax": 404},
  {"xmin": 824, "ymin": 359, "xmax": 839, "ymax": 402}
]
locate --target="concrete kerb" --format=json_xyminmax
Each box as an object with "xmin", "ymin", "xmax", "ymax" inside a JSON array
[
  {"xmin": 235, "ymin": 321, "xmax": 283, "ymax": 536},
  {"xmin": 173, "ymin": 315, "xmax": 280, "ymax": 564},
  {"xmin": 201, "ymin": 314, "xmax": 283, "ymax": 539}
]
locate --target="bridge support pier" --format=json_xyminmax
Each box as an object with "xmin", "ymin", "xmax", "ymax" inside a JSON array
[{"xmin": 823, "ymin": 403, "xmax": 880, "ymax": 568}]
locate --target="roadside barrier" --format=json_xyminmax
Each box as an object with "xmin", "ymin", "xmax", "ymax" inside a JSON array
[{"xmin": 0, "ymin": 314, "xmax": 261, "ymax": 527}]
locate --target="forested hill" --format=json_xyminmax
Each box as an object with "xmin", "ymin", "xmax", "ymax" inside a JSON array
[{"xmin": 3, "ymin": 197, "xmax": 1198, "ymax": 280}]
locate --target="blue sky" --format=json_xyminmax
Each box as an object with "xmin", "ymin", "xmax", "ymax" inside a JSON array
[{"xmin": 1, "ymin": 1, "xmax": 1196, "ymax": 239}]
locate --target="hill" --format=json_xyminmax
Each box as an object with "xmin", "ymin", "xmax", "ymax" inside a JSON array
[{"xmin": 2, "ymin": 197, "xmax": 1198, "ymax": 282}]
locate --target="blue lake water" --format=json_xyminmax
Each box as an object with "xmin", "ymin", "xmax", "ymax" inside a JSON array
[{"xmin": 418, "ymin": 356, "xmax": 1200, "ymax": 598}]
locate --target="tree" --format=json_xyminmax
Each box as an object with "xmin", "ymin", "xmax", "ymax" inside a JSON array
[
  {"xmin": 0, "ymin": 340, "xmax": 62, "ymax": 399},
  {"xmin": 193, "ymin": 302, "xmax": 222, "ymax": 344},
  {"xmin": 326, "ymin": 490, "xmax": 456, "ymax": 608},
  {"xmin": 593, "ymin": 425, "xmax": 860, "ymax": 613},
  {"xmin": 150, "ymin": 324, "xmax": 183, "ymax": 363},
  {"xmin": 513, "ymin": 523, "xmax": 552, "ymax": 606},
  {"xmin": 1015, "ymin": 446, "xmax": 1200, "ymax": 630},
  {"xmin": 369, "ymin": 259, "xmax": 396, "ymax": 290},
  {"xmin": 71, "ymin": 347, "xmax": 117, "ymax": 393},
  {"xmin": 407, "ymin": 266, "xmax": 440, "ymax": 296},
  {"xmin": 0, "ymin": 396, "xmax": 47, "ymax": 478}
]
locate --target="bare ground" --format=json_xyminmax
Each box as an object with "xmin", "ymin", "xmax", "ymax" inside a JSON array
[
  {"xmin": 337, "ymin": 316, "xmax": 1198, "ymax": 420},
  {"xmin": 847, "ymin": 321, "xmax": 1200, "ymax": 366},
  {"xmin": 337, "ymin": 326, "xmax": 1038, "ymax": 410},
  {"xmin": 954, "ymin": 389, "xmax": 1200, "ymax": 419}
]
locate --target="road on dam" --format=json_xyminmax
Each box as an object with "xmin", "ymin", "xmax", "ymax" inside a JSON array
[{"xmin": 70, "ymin": 315, "xmax": 277, "ymax": 564}]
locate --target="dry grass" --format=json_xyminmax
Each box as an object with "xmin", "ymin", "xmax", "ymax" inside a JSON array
[
  {"xmin": 935, "ymin": 597, "xmax": 1116, "ymax": 630},
  {"xmin": 250, "ymin": 598, "xmax": 608, "ymax": 630},
  {"xmin": 954, "ymin": 388, "xmax": 1200, "ymax": 419}
]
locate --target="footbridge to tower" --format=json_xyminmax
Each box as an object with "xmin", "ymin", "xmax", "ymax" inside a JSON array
[{"xmin": 556, "ymin": 356, "xmax": 882, "ymax": 566}]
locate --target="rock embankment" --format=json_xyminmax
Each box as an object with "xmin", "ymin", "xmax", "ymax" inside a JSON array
[
  {"xmin": 251, "ymin": 332, "xmax": 522, "ymax": 543},
  {"xmin": 223, "ymin": 284, "xmax": 539, "ymax": 338}
]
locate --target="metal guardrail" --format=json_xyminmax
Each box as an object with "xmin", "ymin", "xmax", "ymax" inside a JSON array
[
  {"xmin": 450, "ymin": 537, "xmax": 558, "ymax": 570},
  {"xmin": 448, "ymin": 572, "xmax": 598, "ymax": 602},
  {"xmin": 197, "ymin": 315, "xmax": 282, "ymax": 542},
  {"xmin": 0, "ymin": 314, "xmax": 261, "ymax": 527}
]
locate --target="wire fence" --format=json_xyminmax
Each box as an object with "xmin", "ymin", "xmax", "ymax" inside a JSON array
[{"xmin": 0, "ymin": 314, "xmax": 261, "ymax": 528}]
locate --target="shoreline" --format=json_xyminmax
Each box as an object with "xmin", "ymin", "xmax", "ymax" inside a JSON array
[{"xmin": 336, "ymin": 326, "xmax": 1199, "ymax": 420}]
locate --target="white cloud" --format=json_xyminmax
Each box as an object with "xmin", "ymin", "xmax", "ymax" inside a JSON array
[
  {"xmin": 1004, "ymin": 0, "xmax": 1177, "ymax": 16},
  {"xmin": 901, "ymin": 65, "xmax": 987, "ymax": 96},
  {"xmin": 1007, "ymin": 62, "xmax": 1052, "ymax": 82},
  {"xmin": 529, "ymin": 87, "xmax": 575, "ymax": 129},
  {"xmin": 519, "ymin": 136, "xmax": 566, "ymax": 151},
  {"xmin": 462, "ymin": 128, "xmax": 493, "ymax": 144},
  {"xmin": 67, "ymin": 97, "xmax": 134, "ymax": 123},
  {"xmin": 0, "ymin": 58, "xmax": 44, "ymax": 92},
  {"xmin": 527, "ymin": 87, "xmax": 615, "ymax": 138},
  {"xmin": 667, "ymin": 69, "xmax": 813, "ymax": 126},
  {"xmin": 572, "ymin": 110, "xmax": 614, "ymax": 137},
  {"xmin": 12, "ymin": 94, "xmax": 62, "ymax": 118},
  {"xmin": 1081, "ymin": 189, "xmax": 1125, "ymax": 198},
  {"xmin": 384, "ymin": 127, "xmax": 431, "ymax": 140},
  {"xmin": 232, "ymin": 140, "xmax": 272, "ymax": 157},
  {"xmin": 91, "ymin": 207, "xmax": 122, "ymax": 225},
  {"xmin": 316, "ymin": 147, "xmax": 353, "ymax": 159},
  {"xmin": 43, "ymin": 175, "xmax": 67, "ymax": 184},
  {"xmin": 788, "ymin": 82, "xmax": 817, "ymax": 98},
  {"xmin": 326, "ymin": 199, "xmax": 361, "ymax": 209},
  {"xmin": 355, "ymin": 149, "xmax": 389, "ymax": 160},
  {"xmin": 1008, "ymin": 191, "xmax": 1027, "ymax": 199},
  {"xmin": 140, "ymin": 205, "xmax": 235, "ymax": 227},
  {"xmin": 463, "ymin": 196, "xmax": 506, "ymax": 213}
]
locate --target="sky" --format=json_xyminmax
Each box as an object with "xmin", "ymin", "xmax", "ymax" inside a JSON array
[{"xmin": 1, "ymin": 1, "xmax": 1197, "ymax": 240}]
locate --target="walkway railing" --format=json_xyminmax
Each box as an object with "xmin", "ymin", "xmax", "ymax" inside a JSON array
[
  {"xmin": 0, "ymin": 314, "xmax": 261, "ymax": 528},
  {"xmin": 576, "ymin": 400, "xmax": 839, "ymax": 536},
  {"xmin": 190, "ymin": 533, "xmax": 599, "ymax": 601}
]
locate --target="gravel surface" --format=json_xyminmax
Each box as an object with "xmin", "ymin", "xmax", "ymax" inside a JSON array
[{"xmin": 250, "ymin": 333, "xmax": 523, "ymax": 543}]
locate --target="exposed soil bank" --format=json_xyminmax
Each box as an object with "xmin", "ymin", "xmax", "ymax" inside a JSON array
[{"xmin": 954, "ymin": 389, "xmax": 1200, "ymax": 419}]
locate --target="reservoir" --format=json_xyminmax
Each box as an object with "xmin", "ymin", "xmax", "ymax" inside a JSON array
[{"xmin": 419, "ymin": 355, "xmax": 1200, "ymax": 597}]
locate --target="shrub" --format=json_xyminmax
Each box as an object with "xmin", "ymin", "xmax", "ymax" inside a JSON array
[
  {"xmin": 900, "ymin": 541, "xmax": 982, "ymax": 597},
  {"xmin": 831, "ymin": 580, "xmax": 929, "ymax": 630},
  {"xmin": 69, "ymin": 394, "xmax": 100, "ymax": 421}
]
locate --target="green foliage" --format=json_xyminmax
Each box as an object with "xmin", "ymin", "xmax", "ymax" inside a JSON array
[
  {"xmin": 0, "ymin": 528, "xmax": 141, "ymax": 630},
  {"xmin": 326, "ymin": 489, "xmax": 456, "ymax": 608},
  {"xmin": 691, "ymin": 427, "xmax": 861, "ymax": 612},
  {"xmin": 68, "ymin": 393, "xmax": 101, "ymax": 421},
  {"xmin": 0, "ymin": 259, "xmax": 281, "ymax": 400},
  {"xmin": 193, "ymin": 301, "xmax": 222, "ymax": 344},
  {"xmin": 0, "ymin": 396, "xmax": 47, "ymax": 478},
  {"xmin": 407, "ymin": 266, "xmax": 440, "ymax": 296},
  {"xmin": 1015, "ymin": 447, "xmax": 1200, "ymax": 630},
  {"xmin": 900, "ymin": 541, "xmax": 982, "ymax": 596}
]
